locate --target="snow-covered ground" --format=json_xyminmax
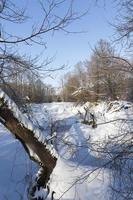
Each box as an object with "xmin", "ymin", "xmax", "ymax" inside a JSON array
[{"xmin": 0, "ymin": 101, "xmax": 132, "ymax": 200}]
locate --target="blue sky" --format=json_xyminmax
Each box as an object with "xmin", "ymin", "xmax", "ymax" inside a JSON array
[{"xmin": 2, "ymin": 0, "xmax": 118, "ymax": 87}]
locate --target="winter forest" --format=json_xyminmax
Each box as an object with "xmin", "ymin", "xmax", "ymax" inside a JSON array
[{"xmin": 0, "ymin": 0, "xmax": 133, "ymax": 200}]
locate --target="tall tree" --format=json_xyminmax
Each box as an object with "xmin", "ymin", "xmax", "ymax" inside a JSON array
[{"xmin": 85, "ymin": 39, "xmax": 127, "ymax": 101}]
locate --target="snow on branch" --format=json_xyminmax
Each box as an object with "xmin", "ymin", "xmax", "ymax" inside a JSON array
[
  {"xmin": 0, "ymin": 89, "xmax": 58, "ymax": 198},
  {"xmin": 0, "ymin": 88, "xmax": 58, "ymax": 161}
]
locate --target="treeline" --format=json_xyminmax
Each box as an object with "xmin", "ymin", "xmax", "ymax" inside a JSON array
[
  {"xmin": 2, "ymin": 39, "xmax": 133, "ymax": 105},
  {"xmin": 60, "ymin": 40, "xmax": 133, "ymax": 103},
  {"xmin": 1, "ymin": 72, "xmax": 56, "ymax": 105}
]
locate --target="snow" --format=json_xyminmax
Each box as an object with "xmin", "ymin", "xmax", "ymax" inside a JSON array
[
  {"xmin": 0, "ymin": 0, "xmax": 3, "ymax": 13},
  {"xmin": 0, "ymin": 128, "xmax": 36, "ymax": 200},
  {"xmin": 0, "ymin": 100, "xmax": 132, "ymax": 199},
  {"xmin": 49, "ymin": 157, "xmax": 110, "ymax": 200}
]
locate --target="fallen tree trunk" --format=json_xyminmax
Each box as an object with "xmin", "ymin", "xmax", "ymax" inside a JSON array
[{"xmin": 0, "ymin": 89, "xmax": 57, "ymax": 199}]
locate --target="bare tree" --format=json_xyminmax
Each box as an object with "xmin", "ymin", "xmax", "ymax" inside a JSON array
[
  {"xmin": 113, "ymin": 0, "xmax": 133, "ymax": 50},
  {"xmin": 0, "ymin": 0, "xmax": 87, "ymax": 45},
  {"xmin": 62, "ymin": 40, "xmax": 129, "ymax": 102},
  {"xmin": 91, "ymin": 39, "xmax": 127, "ymax": 100}
]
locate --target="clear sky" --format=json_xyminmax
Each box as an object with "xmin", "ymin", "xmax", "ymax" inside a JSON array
[{"xmin": 2, "ymin": 0, "xmax": 118, "ymax": 87}]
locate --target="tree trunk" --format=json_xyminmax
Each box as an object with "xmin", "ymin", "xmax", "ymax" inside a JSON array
[{"xmin": 0, "ymin": 89, "xmax": 57, "ymax": 199}]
